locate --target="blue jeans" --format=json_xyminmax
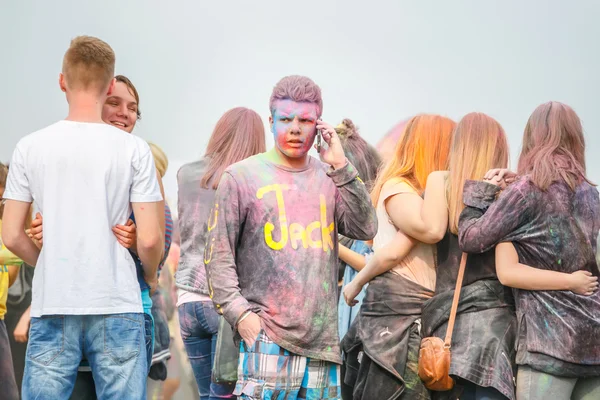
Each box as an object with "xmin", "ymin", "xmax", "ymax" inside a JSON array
[
  {"xmin": 178, "ymin": 301, "xmax": 235, "ymax": 400},
  {"xmin": 23, "ymin": 313, "xmax": 147, "ymax": 400}
]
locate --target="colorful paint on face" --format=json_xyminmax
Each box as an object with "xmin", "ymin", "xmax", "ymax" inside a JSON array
[
  {"xmin": 102, "ymin": 81, "xmax": 138, "ymax": 133},
  {"xmin": 270, "ymin": 99, "xmax": 319, "ymax": 162}
]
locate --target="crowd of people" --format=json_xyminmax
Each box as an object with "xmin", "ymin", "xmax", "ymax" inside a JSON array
[{"xmin": 0, "ymin": 35, "xmax": 598, "ymax": 400}]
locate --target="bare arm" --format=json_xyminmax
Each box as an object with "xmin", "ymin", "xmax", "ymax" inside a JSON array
[
  {"xmin": 130, "ymin": 144, "xmax": 166, "ymax": 283},
  {"xmin": 115, "ymin": 170, "xmax": 166, "ymax": 256},
  {"xmin": 496, "ymin": 242, "xmax": 598, "ymax": 295},
  {"xmin": 1, "ymin": 200, "xmax": 39, "ymax": 267},
  {"xmin": 131, "ymin": 202, "xmax": 164, "ymax": 280},
  {"xmin": 343, "ymin": 232, "xmax": 417, "ymax": 305},
  {"xmin": 385, "ymin": 171, "xmax": 449, "ymax": 244},
  {"xmin": 342, "ymin": 173, "xmax": 449, "ymax": 306},
  {"xmin": 355, "ymin": 172, "xmax": 448, "ymax": 281},
  {"xmin": 338, "ymin": 244, "xmax": 367, "ymax": 272},
  {"xmin": 14, "ymin": 305, "xmax": 31, "ymax": 343},
  {"xmin": 354, "ymin": 231, "xmax": 416, "ymax": 287}
]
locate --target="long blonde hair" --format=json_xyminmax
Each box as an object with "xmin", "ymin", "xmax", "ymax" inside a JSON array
[
  {"xmin": 371, "ymin": 114, "xmax": 455, "ymax": 205},
  {"xmin": 447, "ymin": 113, "xmax": 509, "ymax": 234},
  {"xmin": 148, "ymin": 142, "xmax": 168, "ymax": 178}
]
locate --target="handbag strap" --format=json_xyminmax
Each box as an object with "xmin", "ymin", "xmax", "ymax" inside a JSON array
[{"xmin": 443, "ymin": 252, "xmax": 468, "ymax": 348}]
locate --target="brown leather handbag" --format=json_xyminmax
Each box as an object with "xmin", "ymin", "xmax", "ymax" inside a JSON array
[{"xmin": 418, "ymin": 252, "xmax": 467, "ymax": 391}]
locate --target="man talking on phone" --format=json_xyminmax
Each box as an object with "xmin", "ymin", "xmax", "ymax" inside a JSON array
[{"xmin": 204, "ymin": 75, "xmax": 377, "ymax": 399}]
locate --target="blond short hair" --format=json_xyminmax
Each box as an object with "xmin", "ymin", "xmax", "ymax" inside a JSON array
[
  {"xmin": 148, "ymin": 142, "xmax": 168, "ymax": 178},
  {"xmin": 62, "ymin": 36, "xmax": 115, "ymax": 92}
]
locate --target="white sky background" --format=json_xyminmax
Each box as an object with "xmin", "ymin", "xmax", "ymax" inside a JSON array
[{"xmin": 1, "ymin": 0, "xmax": 599, "ymax": 215}]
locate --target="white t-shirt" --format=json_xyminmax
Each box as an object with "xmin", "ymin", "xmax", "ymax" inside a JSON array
[{"xmin": 4, "ymin": 120, "xmax": 163, "ymax": 317}]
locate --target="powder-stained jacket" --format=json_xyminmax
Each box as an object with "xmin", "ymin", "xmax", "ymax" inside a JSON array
[
  {"xmin": 458, "ymin": 177, "xmax": 600, "ymax": 376},
  {"xmin": 422, "ymin": 278, "xmax": 517, "ymax": 400},
  {"xmin": 175, "ymin": 158, "xmax": 214, "ymax": 295},
  {"xmin": 422, "ymin": 231, "xmax": 517, "ymax": 400},
  {"xmin": 342, "ymin": 271, "xmax": 433, "ymax": 400},
  {"xmin": 205, "ymin": 154, "xmax": 377, "ymax": 364}
]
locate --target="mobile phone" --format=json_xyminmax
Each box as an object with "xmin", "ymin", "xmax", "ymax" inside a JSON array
[{"xmin": 316, "ymin": 129, "xmax": 322, "ymax": 153}]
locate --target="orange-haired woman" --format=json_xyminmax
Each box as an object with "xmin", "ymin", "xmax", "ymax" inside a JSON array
[{"xmin": 341, "ymin": 114, "xmax": 455, "ymax": 400}]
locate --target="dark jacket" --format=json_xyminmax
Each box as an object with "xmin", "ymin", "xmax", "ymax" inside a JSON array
[
  {"xmin": 459, "ymin": 178, "xmax": 600, "ymax": 377},
  {"xmin": 421, "ymin": 232, "xmax": 517, "ymax": 400},
  {"xmin": 175, "ymin": 158, "xmax": 215, "ymax": 295},
  {"xmin": 422, "ymin": 279, "xmax": 517, "ymax": 400},
  {"xmin": 342, "ymin": 272, "xmax": 433, "ymax": 400}
]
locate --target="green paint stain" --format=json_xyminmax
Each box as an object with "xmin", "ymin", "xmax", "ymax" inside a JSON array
[
  {"xmin": 327, "ymin": 346, "xmax": 332, "ymax": 351},
  {"xmin": 539, "ymin": 372, "xmax": 553, "ymax": 391},
  {"xmin": 322, "ymin": 281, "xmax": 330, "ymax": 292},
  {"xmin": 558, "ymin": 259, "xmax": 562, "ymax": 265}
]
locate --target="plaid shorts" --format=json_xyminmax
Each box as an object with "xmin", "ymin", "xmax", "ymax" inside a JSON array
[{"xmin": 234, "ymin": 331, "xmax": 341, "ymax": 399}]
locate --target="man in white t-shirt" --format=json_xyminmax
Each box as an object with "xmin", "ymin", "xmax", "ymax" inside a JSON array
[{"xmin": 1, "ymin": 36, "xmax": 165, "ymax": 399}]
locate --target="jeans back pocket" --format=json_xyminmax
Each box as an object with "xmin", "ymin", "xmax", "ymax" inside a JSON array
[
  {"xmin": 104, "ymin": 314, "xmax": 143, "ymax": 365},
  {"xmin": 27, "ymin": 316, "xmax": 65, "ymax": 366}
]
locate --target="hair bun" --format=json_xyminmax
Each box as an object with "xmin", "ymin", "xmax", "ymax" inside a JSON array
[{"xmin": 336, "ymin": 118, "xmax": 358, "ymax": 138}]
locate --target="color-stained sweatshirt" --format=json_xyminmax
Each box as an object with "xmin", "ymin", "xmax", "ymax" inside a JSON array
[
  {"xmin": 458, "ymin": 177, "xmax": 600, "ymax": 375},
  {"xmin": 175, "ymin": 157, "xmax": 214, "ymax": 295},
  {"xmin": 205, "ymin": 153, "xmax": 377, "ymax": 364}
]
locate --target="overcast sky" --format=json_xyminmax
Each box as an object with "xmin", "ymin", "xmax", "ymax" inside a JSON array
[{"xmin": 1, "ymin": 0, "xmax": 598, "ymax": 212}]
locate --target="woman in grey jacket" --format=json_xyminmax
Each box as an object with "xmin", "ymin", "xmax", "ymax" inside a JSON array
[{"xmin": 175, "ymin": 107, "xmax": 265, "ymax": 400}]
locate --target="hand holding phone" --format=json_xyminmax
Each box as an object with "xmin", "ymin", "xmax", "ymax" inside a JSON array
[{"xmin": 315, "ymin": 119, "xmax": 347, "ymax": 170}]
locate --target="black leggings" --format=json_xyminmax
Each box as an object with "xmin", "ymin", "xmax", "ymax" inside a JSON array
[{"xmin": 458, "ymin": 380, "xmax": 507, "ymax": 400}]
